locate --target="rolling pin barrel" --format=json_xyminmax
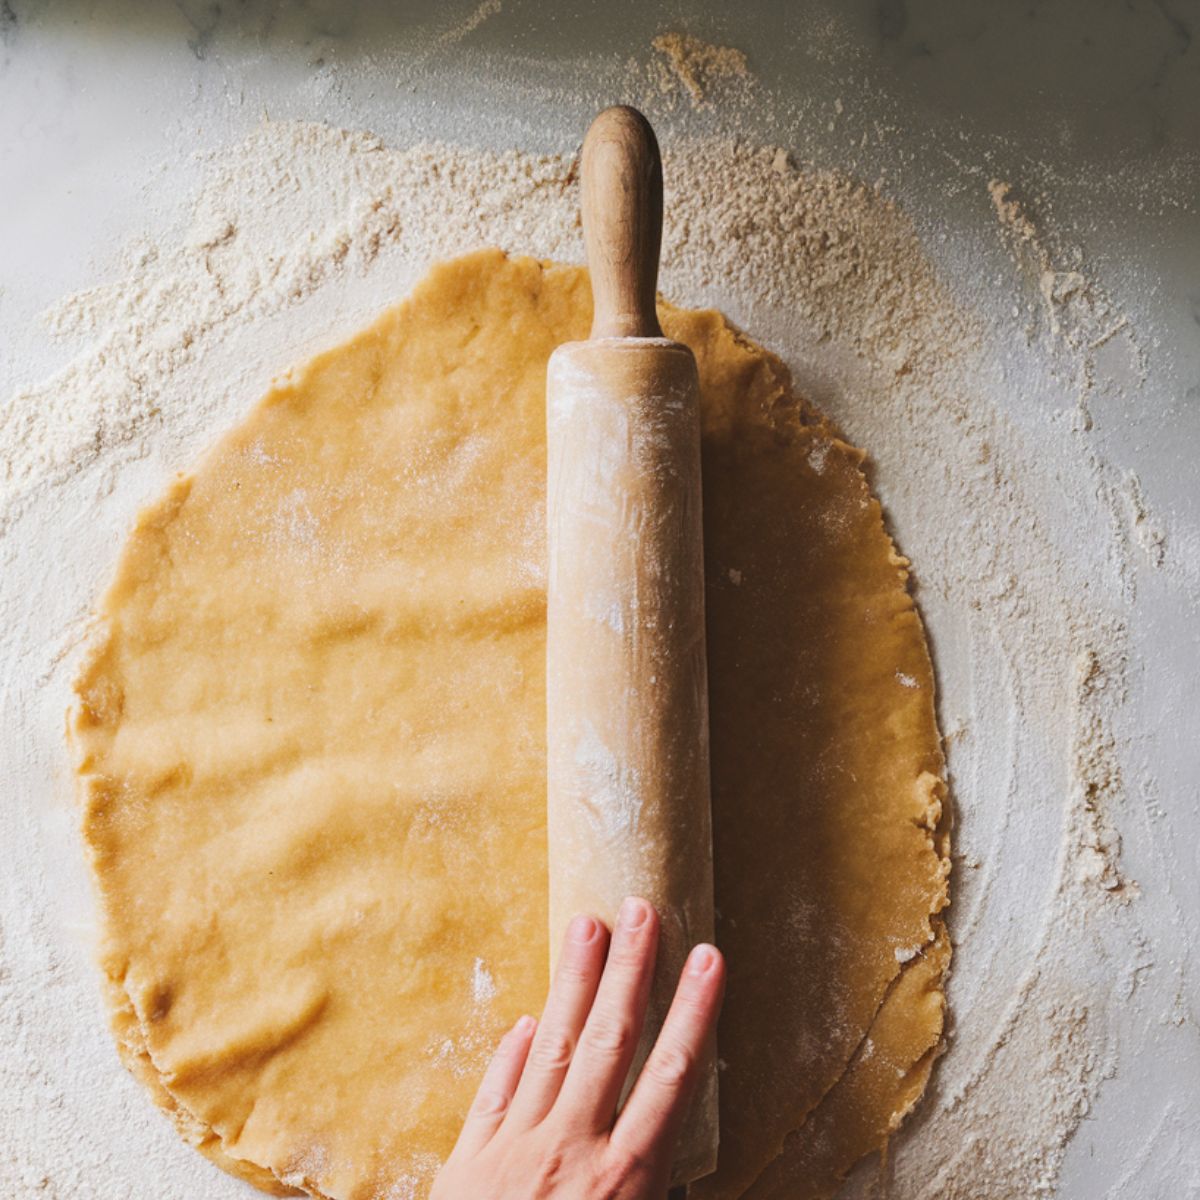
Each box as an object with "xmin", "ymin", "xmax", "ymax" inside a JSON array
[{"xmin": 546, "ymin": 106, "xmax": 717, "ymax": 1187}]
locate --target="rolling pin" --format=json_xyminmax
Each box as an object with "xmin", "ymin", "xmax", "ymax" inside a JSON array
[{"xmin": 546, "ymin": 106, "xmax": 717, "ymax": 1188}]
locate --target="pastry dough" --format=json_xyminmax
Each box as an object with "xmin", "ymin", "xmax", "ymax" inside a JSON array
[{"xmin": 72, "ymin": 249, "xmax": 949, "ymax": 1199}]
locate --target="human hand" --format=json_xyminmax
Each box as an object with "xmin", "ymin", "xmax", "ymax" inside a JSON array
[{"xmin": 430, "ymin": 898, "xmax": 725, "ymax": 1200}]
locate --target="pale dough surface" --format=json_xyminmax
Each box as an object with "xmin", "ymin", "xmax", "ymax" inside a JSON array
[{"xmin": 72, "ymin": 249, "xmax": 950, "ymax": 1200}]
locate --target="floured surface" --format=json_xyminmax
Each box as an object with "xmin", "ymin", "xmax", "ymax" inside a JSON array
[
  {"xmin": 70, "ymin": 250, "xmax": 948, "ymax": 1199},
  {"xmin": 2, "ymin": 28, "xmax": 1196, "ymax": 1194}
]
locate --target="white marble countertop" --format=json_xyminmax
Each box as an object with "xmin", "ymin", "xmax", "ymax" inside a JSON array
[{"xmin": 1, "ymin": 2, "xmax": 1197, "ymax": 1198}]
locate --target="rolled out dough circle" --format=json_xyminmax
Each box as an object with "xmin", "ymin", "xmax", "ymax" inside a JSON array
[{"xmin": 72, "ymin": 249, "xmax": 950, "ymax": 1200}]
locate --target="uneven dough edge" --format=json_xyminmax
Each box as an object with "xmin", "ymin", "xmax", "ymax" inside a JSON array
[
  {"xmin": 73, "ymin": 483, "xmax": 310, "ymax": 1194},
  {"xmin": 685, "ymin": 324, "xmax": 952, "ymax": 1199},
  {"xmin": 100, "ymin": 969, "xmax": 304, "ymax": 1197},
  {"xmin": 745, "ymin": 924, "xmax": 952, "ymax": 1200}
]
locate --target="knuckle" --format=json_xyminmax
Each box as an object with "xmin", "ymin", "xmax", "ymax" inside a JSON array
[
  {"xmin": 597, "ymin": 1149, "xmax": 651, "ymax": 1196},
  {"xmin": 555, "ymin": 956, "xmax": 596, "ymax": 988},
  {"xmin": 608, "ymin": 941, "xmax": 649, "ymax": 971},
  {"xmin": 583, "ymin": 1012, "xmax": 634, "ymax": 1058},
  {"xmin": 469, "ymin": 1089, "xmax": 510, "ymax": 1118},
  {"xmin": 532, "ymin": 1151, "xmax": 567, "ymax": 1190},
  {"xmin": 645, "ymin": 1043, "xmax": 693, "ymax": 1089},
  {"xmin": 529, "ymin": 1029, "xmax": 575, "ymax": 1072},
  {"xmin": 676, "ymin": 978, "xmax": 713, "ymax": 1014}
]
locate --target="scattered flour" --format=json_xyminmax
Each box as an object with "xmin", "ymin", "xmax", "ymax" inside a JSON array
[
  {"xmin": 0, "ymin": 49, "xmax": 1187, "ymax": 1200},
  {"xmin": 470, "ymin": 957, "xmax": 497, "ymax": 1007},
  {"xmin": 438, "ymin": 0, "xmax": 502, "ymax": 49},
  {"xmin": 647, "ymin": 33, "xmax": 752, "ymax": 111},
  {"xmin": 428, "ymin": 954, "xmax": 501, "ymax": 1083}
]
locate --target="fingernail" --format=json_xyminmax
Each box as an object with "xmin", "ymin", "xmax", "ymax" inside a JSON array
[
  {"xmin": 619, "ymin": 897, "xmax": 651, "ymax": 930},
  {"xmin": 514, "ymin": 1015, "xmax": 537, "ymax": 1036},
  {"xmin": 568, "ymin": 914, "xmax": 598, "ymax": 944},
  {"xmin": 687, "ymin": 944, "xmax": 718, "ymax": 975}
]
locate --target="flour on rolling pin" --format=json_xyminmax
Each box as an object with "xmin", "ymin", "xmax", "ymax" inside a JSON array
[{"xmin": 545, "ymin": 107, "xmax": 717, "ymax": 1187}]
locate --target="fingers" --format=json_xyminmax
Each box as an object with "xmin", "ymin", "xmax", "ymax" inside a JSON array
[
  {"xmin": 451, "ymin": 1015, "xmax": 537, "ymax": 1158},
  {"xmin": 610, "ymin": 942, "xmax": 725, "ymax": 1168},
  {"xmin": 507, "ymin": 913, "xmax": 609, "ymax": 1128},
  {"xmin": 556, "ymin": 897, "xmax": 659, "ymax": 1131}
]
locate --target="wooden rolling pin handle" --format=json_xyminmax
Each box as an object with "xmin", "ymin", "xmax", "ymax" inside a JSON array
[{"xmin": 581, "ymin": 105, "xmax": 664, "ymax": 339}]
